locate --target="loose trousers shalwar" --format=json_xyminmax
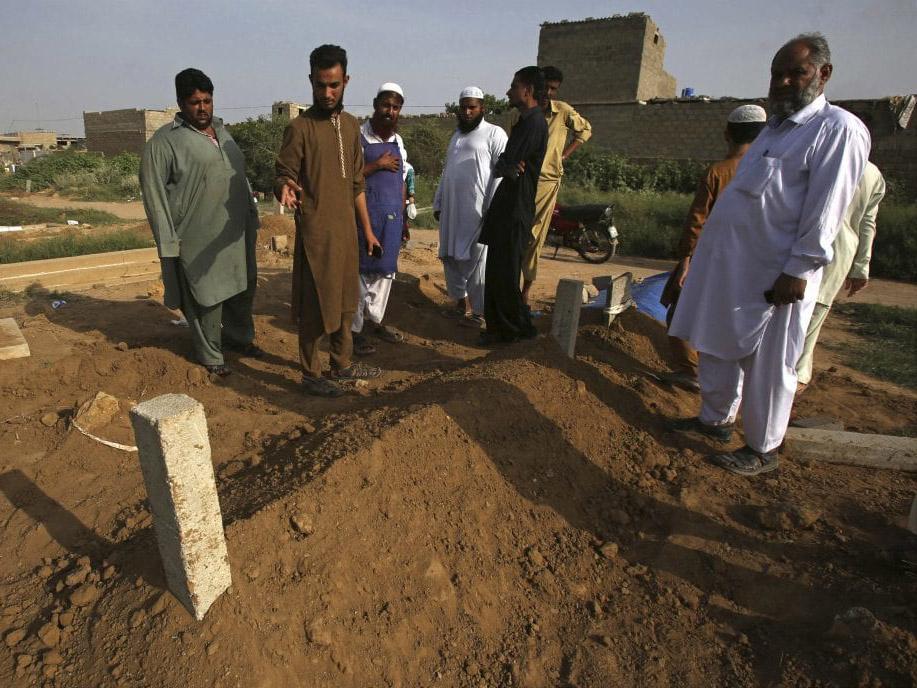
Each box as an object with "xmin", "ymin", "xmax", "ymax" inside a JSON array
[
  {"xmin": 442, "ymin": 243, "xmax": 487, "ymax": 314},
  {"xmin": 352, "ymin": 274, "xmax": 394, "ymax": 333},
  {"xmin": 697, "ymin": 298, "xmax": 813, "ymax": 454}
]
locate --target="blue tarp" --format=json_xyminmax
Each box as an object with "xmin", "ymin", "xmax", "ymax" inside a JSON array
[{"xmin": 584, "ymin": 271, "xmax": 671, "ymax": 324}]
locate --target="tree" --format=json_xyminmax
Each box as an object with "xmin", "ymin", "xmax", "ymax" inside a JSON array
[
  {"xmin": 226, "ymin": 115, "xmax": 288, "ymax": 193},
  {"xmin": 444, "ymin": 93, "xmax": 510, "ymax": 116}
]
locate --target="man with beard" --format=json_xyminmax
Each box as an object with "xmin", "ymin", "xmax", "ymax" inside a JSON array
[
  {"xmin": 275, "ymin": 44, "xmax": 381, "ymax": 397},
  {"xmin": 141, "ymin": 68, "xmax": 261, "ymax": 377},
  {"xmin": 479, "ymin": 67, "xmax": 548, "ymax": 344},
  {"xmin": 520, "ymin": 66, "xmax": 592, "ymax": 306},
  {"xmin": 351, "ymin": 83, "xmax": 409, "ymax": 355},
  {"xmin": 669, "ymin": 33, "xmax": 869, "ymax": 475},
  {"xmin": 433, "ymin": 86, "xmax": 508, "ymax": 327}
]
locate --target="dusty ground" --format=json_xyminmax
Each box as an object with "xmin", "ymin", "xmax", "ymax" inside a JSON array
[{"xmin": 0, "ymin": 215, "xmax": 915, "ymax": 687}]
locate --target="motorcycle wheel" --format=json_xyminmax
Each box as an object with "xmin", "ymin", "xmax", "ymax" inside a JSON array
[{"xmin": 575, "ymin": 225, "xmax": 615, "ymax": 264}]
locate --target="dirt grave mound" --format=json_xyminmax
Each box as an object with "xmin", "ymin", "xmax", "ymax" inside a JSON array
[{"xmin": 1, "ymin": 338, "xmax": 915, "ymax": 687}]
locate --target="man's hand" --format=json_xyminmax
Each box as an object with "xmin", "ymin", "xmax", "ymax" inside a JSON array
[
  {"xmin": 433, "ymin": 210, "xmax": 440, "ymax": 222},
  {"xmin": 770, "ymin": 272, "xmax": 807, "ymax": 305},
  {"xmin": 674, "ymin": 256, "xmax": 691, "ymax": 289},
  {"xmin": 515, "ymin": 161, "xmax": 526, "ymax": 176},
  {"xmin": 844, "ymin": 277, "xmax": 868, "ymax": 298},
  {"xmin": 373, "ymin": 151, "xmax": 400, "ymax": 173},
  {"xmin": 279, "ymin": 179, "xmax": 302, "ymax": 209},
  {"xmin": 365, "ymin": 232, "xmax": 382, "ymax": 256}
]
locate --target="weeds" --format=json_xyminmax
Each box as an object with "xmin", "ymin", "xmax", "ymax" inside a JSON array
[
  {"xmin": 0, "ymin": 228, "xmax": 153, "ymax": 264},
  {"xmin": 0, "ymin": 198, "xmax": 121, "ymax": 226},
  {"xmin": 831, "ymin": 302, "xmax": 917, "ymax": 389}
]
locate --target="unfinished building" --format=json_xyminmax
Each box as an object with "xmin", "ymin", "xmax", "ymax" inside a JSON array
[
  {"xmin": 83, "ymin": 108, "xmax": 178, "ymax": 156},
  {"xmin": 537, "ymin": 13, "xmax": 676, "ymax": 104},
  {"xmin": 272, "ymin": 101, "xmax": 309, "ymax": 120}
]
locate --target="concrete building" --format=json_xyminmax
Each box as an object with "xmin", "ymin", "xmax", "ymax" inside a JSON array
[
  {"xmin": 273, "ymin": 101, "xmax": 309, "ymax": 120},
  {"xmin": 537, "ymin": 13, "xmax": 676, "ymax": 104},
  {"xmin": 0, "ymin": 130, "xmax": 61, "ymax": 167},
  {"xmin": 83, "ymin": 108, "xmax": 178, "ymax": 156}
]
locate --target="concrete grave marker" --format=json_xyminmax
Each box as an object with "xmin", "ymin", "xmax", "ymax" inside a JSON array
[
  {"xmin": 551, "ymin": 278, "xmax": 584, "ymax": 357},
  {"xmin": 592, "ymin": 273, "xmax": 634, "ymax": 326},
  {"xmin": 784, "ymin": 427, "xmax": 917, "ymax": 472},
  {"xmin": 130, "ymin": 394, "xmax": 231, "ymax": 620},
  {"xmin": 0, "ymin": 318, "xmax": 30, "ymax": 360}
]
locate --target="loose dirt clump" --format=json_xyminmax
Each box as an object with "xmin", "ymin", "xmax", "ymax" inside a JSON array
[{"xmin": 0, "ymin": 240, "xmax": 914, "ymax": 687}]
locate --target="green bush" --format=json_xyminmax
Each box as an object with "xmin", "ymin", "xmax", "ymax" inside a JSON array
[
  {"xmin": 226, "ymin": 115, "xmax": 288, "ymax": 193},
  {"xmin": 562, "ymin": 149, "xmax": 708, "ymax": 194},
  {"xmin": 0, "ymin": 150, "xmax": 141, "ymax": 201},
  {"xmin": 0, "ymin": 150, "xmax": 102, "ymax": 191},
  {"xmin": 0, "ymin": 228, "xmax": 153, "ymax": 263},
  {"xmin": 401, "ymin": 120, "xmax": 452, "ymax": 179},
  {"xmin": 872, "ymin": 201, "xmax": 917, "ymax": 282}
]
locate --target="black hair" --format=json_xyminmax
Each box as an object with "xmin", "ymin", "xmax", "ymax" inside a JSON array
[
  {"xmin": 726, "ymin": 121, "xmax": 766, "ymax": 145},
  {"xmin": 310, "ymin": 44, "xmax": 348, "ymax": 75},
  {"xmin": 542, "ymin": 65, "xmax": 563, "ymax": 83},
  {"xmin": 175, "ymin": 68, "xmax": 213, "ymax": 101},
  {"xmin": 514, "ymin": 66, "xmax": 547, "ymax": 103}
]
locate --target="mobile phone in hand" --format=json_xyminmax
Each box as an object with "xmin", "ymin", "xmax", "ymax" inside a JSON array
[
  {"xmin": 370, "ymin": 244, "xmax": 384, "ymax": 259},
  {"xmin": 763, "ymin": 289, "xmax": 775, "ymax": 304}
]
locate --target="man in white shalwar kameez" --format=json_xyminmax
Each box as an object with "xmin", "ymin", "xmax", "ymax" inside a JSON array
[
  {"xmin": 434, "ymin": 87, "xmax": 508, "ymax": 326},
  {"xmin": 669, "ymin": 33, "xmax": 870, "ymax": 475}
]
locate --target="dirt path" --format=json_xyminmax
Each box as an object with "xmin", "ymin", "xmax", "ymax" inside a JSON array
[{"xmin": 4, "ymin": 193, "xmax": 148, "ymax": 220}]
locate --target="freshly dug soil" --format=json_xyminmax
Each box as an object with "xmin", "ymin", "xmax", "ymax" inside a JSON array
[{"xmin": 0, "ymin": 222, "xmax": 915, "ymax": 687}]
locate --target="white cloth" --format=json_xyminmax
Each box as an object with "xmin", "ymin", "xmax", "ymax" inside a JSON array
[
  {"xmin": 360, "ymin": 120, "xmax": 409, "ymax": 181},
  {"xmin": 670, "ymin": 94, "xmax": 871, "ymax": 360},
  {"xmin": 697, "ymin": 292, "xmax": 808, "ymax": 453},
  {"xmin": 443, "ymin": 243, "xmax": 487, "ymax": 314},
  {"xmin": 434, "ymin": 120, "xmax": 508, "ymax": 261},
  {"xmin": 796, "ymin": 302, "xmax": 831, "ymax": 385},
  {"xmin": 352, "ymin": 274, "xmax": 394, "ymax": 333},
  {"xmin": 816, "ymin": 161, "xmax": 885, "ymax": 305}
]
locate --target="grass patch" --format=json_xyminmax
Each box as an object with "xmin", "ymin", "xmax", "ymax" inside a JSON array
[
  {"xmin": 0, "ymin": 198, "xmax": 121, "ymax": 226},
  {"xmin": 832, "ymin": 302, "xmax": 917, "ymax": 389},
  {"xmin": 0, "ymin": 228, "xmax": 153, "ymax": 264}
]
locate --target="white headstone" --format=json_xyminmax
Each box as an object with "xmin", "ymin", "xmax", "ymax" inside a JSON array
[
  {"xmin": 551, "ymin": 278, "xmax": 584, "ymax": 357},
  {"xmin": 130, "ymin": 394, "xmax": 231, "ymax": 620}
]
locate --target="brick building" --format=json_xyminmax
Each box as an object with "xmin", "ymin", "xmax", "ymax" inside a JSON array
[
  {"xmin": 537, "ymin": 14, "xmax": 676, "ymax": 104},
  {"xmin": 273, "ymin": 101, "xmax": 309, "ymax": 120},
  {"xmin": 83, "ymin": 108, "xmax": 177, "ymax": 156}
]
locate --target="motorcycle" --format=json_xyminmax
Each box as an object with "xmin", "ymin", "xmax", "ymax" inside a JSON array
[{"xmin": 546, "ymin": 202, "xmax": 619, "ymax": 264}]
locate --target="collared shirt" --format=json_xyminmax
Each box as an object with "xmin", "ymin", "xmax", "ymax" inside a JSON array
[
  {"xmin": 360, "ymin": 120, "xmax": 408, "ymax": 181},
  {"xmin": 670, "ymin": 94, "xmax": 871, "ymax": 360},
  {"xmin": 540, "ymin": 99, "xmax": 592, "ymax": 182}
]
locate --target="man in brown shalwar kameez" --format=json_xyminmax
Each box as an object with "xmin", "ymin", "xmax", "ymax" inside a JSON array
[{"xmin": 275, "ymin": 44, "xmax": 382, "ymax": 397}]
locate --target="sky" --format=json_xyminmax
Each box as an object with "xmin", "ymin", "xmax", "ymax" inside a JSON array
[{"xmin": 2, "ymin": 0, "xmax": 915, "ymax": 136}]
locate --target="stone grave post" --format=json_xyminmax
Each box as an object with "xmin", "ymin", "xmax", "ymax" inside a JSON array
[{"xmin": 551, "ymin": 278, "xmax": 584, "ymax": 357}]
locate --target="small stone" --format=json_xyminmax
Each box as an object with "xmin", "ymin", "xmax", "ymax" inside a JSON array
[
  {"xmin": 37, "ymin": 565, "xmax": 54, "ymax": 579},
  {"xmin": 587, "ymin": 600, "xmax": 602, "ymax": 618},
  {"xmin": 115, "ymin": 342, "xmax": 129, "ymax": 351},
  {"xmin": 206, "ymin": 640, "xmax": 219, "ymax": 656},
  {"xmin": 69, "ymin": 583, "xmax": 100, "ymax": 607},
  {"xmin": 4, "ymin": 628, "xmax": 26, "ymax": 647},
  {"xmin": 288, "ymin": 429, "xmax": 302, "ymax": 441},
  {"xmin": 663, "ymin": 468, "xmax": 678, "ymax": 483},
  {"xmin": 575, "ymin": 380, "xmax": 587, "ymax": 396},
  {"xmin": 302, "ymin": 423, "xmax": 316, "ymax": 434},
  {"xmin": 598, "ymin": 542, "xmax": 619, "ymax": 560},
  {"xmin": 58, "ymin": 612, "xmax": 74, "ymax": 628},
  {"xmin": 42, "ymin": 665, "xmax": 58, "ymax": 679},
  {"xmin": 74, "ymin": 392, "xmax": 120, "ymax": 431},
  {"xmin": 37, "ymin": 622, "xmax": 60, "ymax": 647},
  {"xmin": 41, "ymin": 412, "xmax": 58, "ymax": 427},
  {"xmin": 42, "ymin": 649, "xmax": 63, "ymax": 666},
  {"xmin": 64, "ymin": 566, "xmax": 89, "ymax": 588},
  {"xmin": 16, "ymin": 653, "xmax": 32, "ymax": 667},
  {"xmin": 305, "ymin": 619, "xmax": 332, "ymax": 647},
  {"xmin": 680, "ymin": 590, "xmax": 701, "ymax": 610},
  {"xmin": 598, "ymin": 635, "xmax": 613, "ymax": 648},
  {"xmin": 101, "ymin": 564, "xmax": 117, "ymax": 581},
  {"xmin": 290, "ymin": 513, "xmax": 314, "ymax": 536},
  {"xmin": 187, "ymin": 367, "xmax": 207, "ymax": 385},
  {"xmin": 129, "ymin": 609, "xmax": 146, "ymax": 629},
  {"xmin": 150, "ymin": 595, "xmax": 168, "ymax": 617},
  {"xmin": 526, "ymin": 546, "xmax": 545, "ymax": 568}
]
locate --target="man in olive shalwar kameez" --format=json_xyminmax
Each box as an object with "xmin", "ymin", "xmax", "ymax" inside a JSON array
[
  {"xmin": 140, "ymin": 68, "xmax": 261, "ymax": 376},
  {"xmin": 275, "ymin": 44, "xmax": 382, "ymax": 397}
]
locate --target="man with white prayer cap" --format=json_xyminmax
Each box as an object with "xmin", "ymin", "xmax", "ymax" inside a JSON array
[
  {"xmin": 433, "ymin": 86, "xmax": 508, "ymax": 326},
  {"xmin": 660, "ymin": 103, "xmax": 767, "ymax": 391},
  {"xmin": 351, "ymin": 81, "xmax": 410, "ymax": 355},
  {"xmin": 670, "ymin": 33, "xmax": 870, "ymax": 475}
]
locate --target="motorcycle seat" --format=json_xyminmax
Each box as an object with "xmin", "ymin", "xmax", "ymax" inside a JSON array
[{"xmin": 557, "ymin": 204, "xmax": 611, "ymax": 223}]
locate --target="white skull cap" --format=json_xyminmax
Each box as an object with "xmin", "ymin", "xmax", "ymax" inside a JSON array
[
  {"xmin": 460, "ymin": 86, "xmax": 485, "ymax": 101},
  {"xmin": 728, "ymin": 104, "xmax": 767, "ymax": 123},
  {"xmin": 377, "ymin": 82, "xmax": 404, "ymax": 99}
]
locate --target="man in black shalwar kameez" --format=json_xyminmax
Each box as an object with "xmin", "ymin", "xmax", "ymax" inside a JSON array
[{"xmin": 478, "ymin": 66, "xmax": 548, "ymax": 344}]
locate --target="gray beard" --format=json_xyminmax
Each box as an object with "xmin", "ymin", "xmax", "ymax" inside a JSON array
[{"xmin": 769, "ymin": 78, "xmax": 821, "ymax": 119}]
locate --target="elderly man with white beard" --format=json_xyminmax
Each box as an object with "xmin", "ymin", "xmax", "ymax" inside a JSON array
[
  {"xmin": 669, "ymin": 33, "xmax": 870, "ymax": 476},
  {"xmin": 434, "ymin": 87, "xmax": 508, "ymax": 327}
]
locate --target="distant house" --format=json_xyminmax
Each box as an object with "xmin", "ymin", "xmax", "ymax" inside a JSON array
[{"xmin": 83, "ymin": 108, "xmax": 178, "ymax": 156}]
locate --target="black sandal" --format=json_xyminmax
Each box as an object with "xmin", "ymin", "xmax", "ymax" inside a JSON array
[{"xmin": 711, "ymin": 446, "xmax": 779, "ymax": 476}]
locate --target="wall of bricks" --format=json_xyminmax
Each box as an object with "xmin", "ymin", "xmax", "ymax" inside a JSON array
[
  {"xmin": 84, "ymin": 108, "xmax": 176, "ymax": 156},
  {"xmin": 573, "ymin": 97, "xmax": 917, "ymax": 194},
  {"xmin": 537, "ymin": 14, "xmax": 676, "ymax": 105}
]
